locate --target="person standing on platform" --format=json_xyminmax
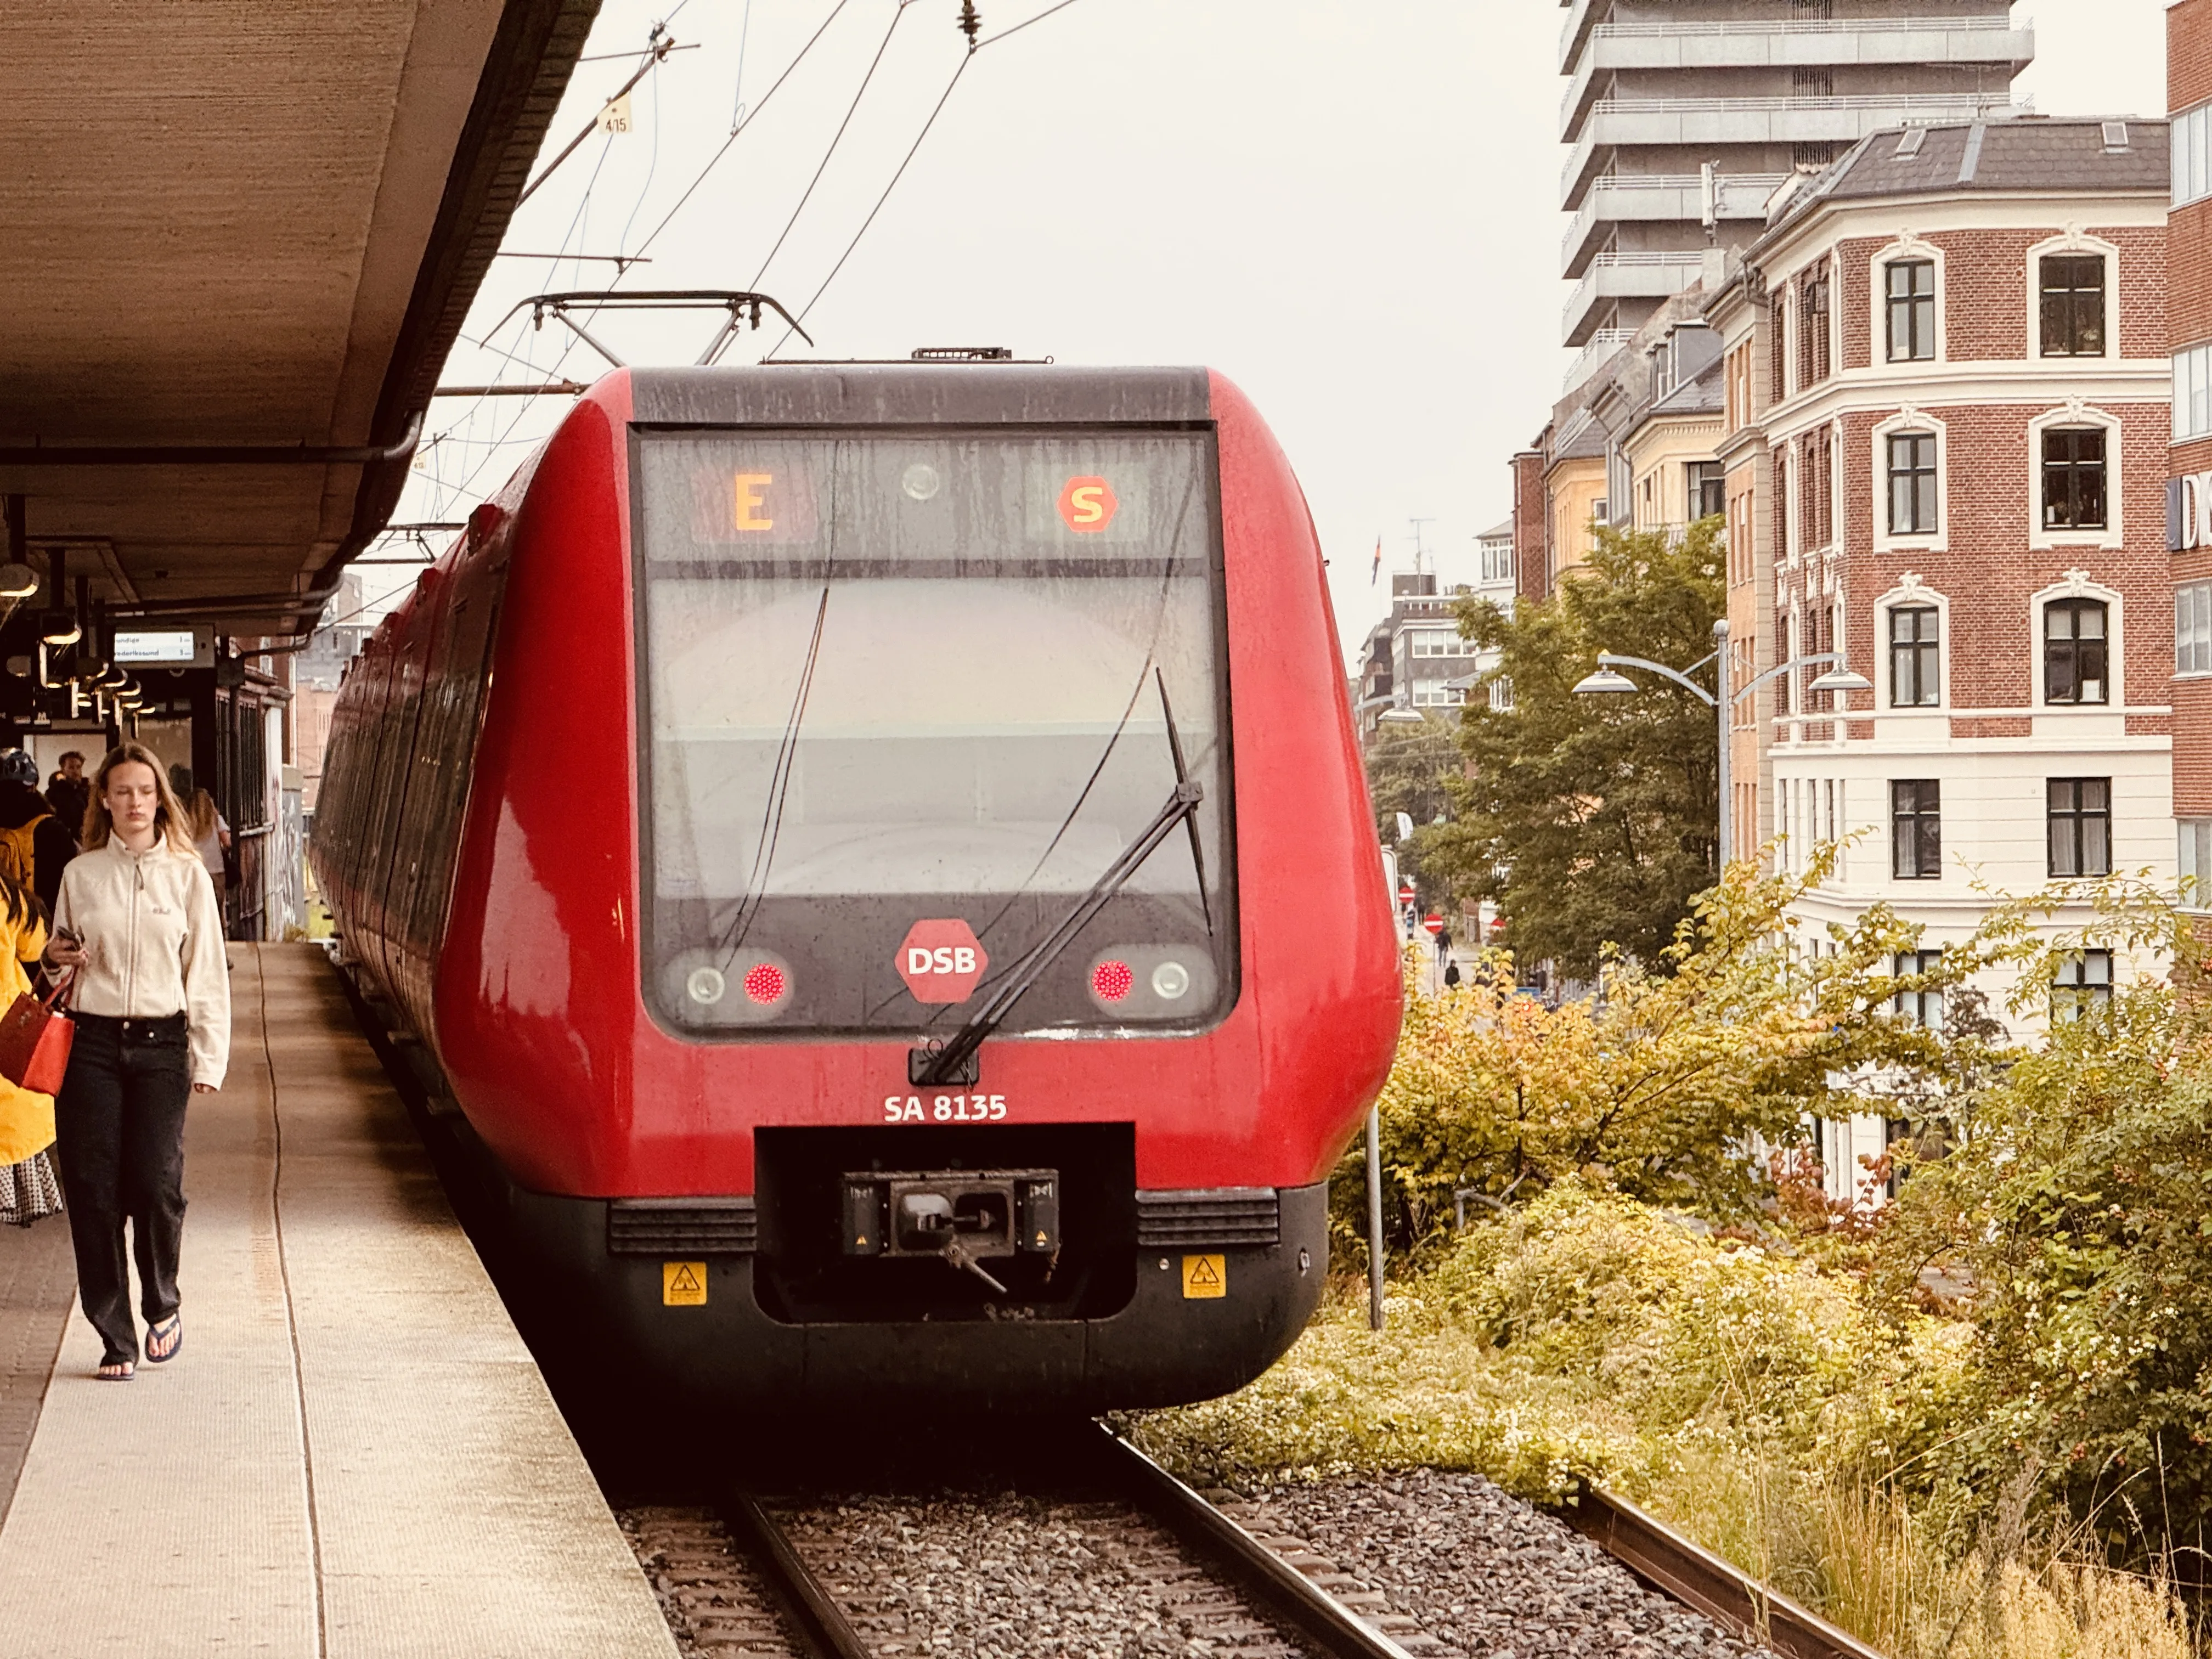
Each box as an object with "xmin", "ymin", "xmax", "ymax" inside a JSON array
[
  {"xmin": 44, "ymin": 743, "xmax": 229, "ymax": 1381},
  {"xmin": 167, "ymin": 766, "xmax": 230, "ymax": 893},
  {"xmin": 0, "ymin": 750, "xmax": 74, "ymax": 917},
  {"xmin": 44, "ymin": 752, "xmax": 89, "ymax": 845},
  {"xmin": 0, "ymin": 857, "xmax": 63, "ymax": 1229}
]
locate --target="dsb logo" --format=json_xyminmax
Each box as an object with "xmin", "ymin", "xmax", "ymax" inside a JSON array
[
  {"xmin": 909, "ymin": 945, "xmax": 978, "ymax": 975},
  {"xmin": 895, "ymin": 919, "xmax": 989, "ymax": 1003}
]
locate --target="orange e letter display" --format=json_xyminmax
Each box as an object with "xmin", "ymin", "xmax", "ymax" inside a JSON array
[
  {"xmin": 734, "ymin": 472, "xmax": 775, "ymax": 532},
  {"xmin": 1056, "ymin": 476, "xmax": 1118, "ymax": 534}
]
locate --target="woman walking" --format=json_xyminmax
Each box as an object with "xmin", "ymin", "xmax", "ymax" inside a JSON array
[
  {"xmin": 46, "ymin": 744, "xmax": 229, "ymax": 1380},
  {"xmin": 0, "ymin": 859, "xmax": 63, "ymax": 1228}
]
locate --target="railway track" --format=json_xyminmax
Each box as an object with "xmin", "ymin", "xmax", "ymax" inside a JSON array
[
  {"xmin": 1554, "ymin": 1482, "xmax": 1882, "ymax": 1659},
  {"xmin": 620, "ymin": 1424, "xmax": 1882, "ymax": 1659}
]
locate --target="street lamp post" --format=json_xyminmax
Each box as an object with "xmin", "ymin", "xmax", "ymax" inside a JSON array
[{"xmin": 1573, "ymin": 617, "xmax": 1871, "ymax": 870}]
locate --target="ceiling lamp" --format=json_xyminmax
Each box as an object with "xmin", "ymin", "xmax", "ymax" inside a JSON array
[
  {"xmin": 38, "ymin": 611, "xmax": 78, "ymax": 646},
  {"xmin": 0, "ymin": 566, "xmax": 37, "ymax": 600}
]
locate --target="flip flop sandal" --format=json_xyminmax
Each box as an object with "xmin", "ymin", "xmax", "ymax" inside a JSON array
[
  {"xmin": 95, "ymin": 1359, "xmax": 134, "ymax": 1381},
  {"xmin": 144, "ymin": 1316, "xmax": 182, "ymax": 1364}
]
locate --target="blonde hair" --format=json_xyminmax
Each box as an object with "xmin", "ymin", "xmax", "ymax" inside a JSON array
[{"xmin": 82, "ymin": 743, "xmax": 196, "ymax": 854}]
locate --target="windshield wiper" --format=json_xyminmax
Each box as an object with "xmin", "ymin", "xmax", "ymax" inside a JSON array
[
  {"xmin": 911, "ymin": 775, "xmax": 1204, "ymax": 1086},
  {"xmin": 911, "ymin": 670, "xmax": 1215, "ymax": 1087},
  {"xmin": 1153, "ymin": 668, "xmax": 1213, "ymax": 938}
]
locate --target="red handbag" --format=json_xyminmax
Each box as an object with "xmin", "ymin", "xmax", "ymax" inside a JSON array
[{"xmin": 0, "ymin": 972, "xmax": 75, "ymax": 1096}]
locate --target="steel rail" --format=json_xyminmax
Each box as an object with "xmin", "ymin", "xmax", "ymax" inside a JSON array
[
  {"xmin": 1555, "ymin": 1483, "xmax": 1884, "ymax": 1659},
  {"xmin": 1091, "ymin": 1426, "xmax": 1418, "ymax": 1659},
  {"xmin": 719, "ymin": 1494, "xmax": 873, "ymax": 1659}
]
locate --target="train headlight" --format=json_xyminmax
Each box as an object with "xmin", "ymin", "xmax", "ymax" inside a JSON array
[
  {"xmin": 1085, "ymin": 947, "xmax": 1216, "ymax": 1017},
  {"xmin": 669, "ymin": 948, "xmax": 793, "ymax": 1025}
]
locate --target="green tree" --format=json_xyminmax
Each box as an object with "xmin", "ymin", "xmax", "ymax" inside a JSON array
[
  {"xmin": 1362, "ymin": 714, "xmax": 1459, "ymax": 905},
  {"xmin": 1426, "ymin": 518, "xmax": 1724, "ymax": 979}
]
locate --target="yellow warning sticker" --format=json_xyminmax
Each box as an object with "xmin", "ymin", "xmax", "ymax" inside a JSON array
[
  {"xmin": 662, "ymin": 1261, "xmax": 708, "ymax": 1307},
  {"xmin": 1181, "ymin": 1254, "xmax": 1226, "ymax": 1299}
]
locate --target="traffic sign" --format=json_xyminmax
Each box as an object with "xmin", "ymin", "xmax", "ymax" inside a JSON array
[
  {"xmin": 896, "ymin": 919, "xmax": 989, "ymax": 1003},
  {"xmin": 1396, "ymin": 882, "xmax": 1416, "ymax": 904},
  {"xmin": 1423, "ymin": 912, "xmax": 1444, "ymax": 937}
]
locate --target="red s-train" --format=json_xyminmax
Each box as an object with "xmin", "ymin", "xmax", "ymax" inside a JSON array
[{"xmin": 312, "ymin": 364, "xmax": 1401, "ymax": 1413}]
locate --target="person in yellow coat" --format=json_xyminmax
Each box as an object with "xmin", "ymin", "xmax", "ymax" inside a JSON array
[{"xmin": 0, "ymin": 865, "xmax": 59, "ymax": 1224}]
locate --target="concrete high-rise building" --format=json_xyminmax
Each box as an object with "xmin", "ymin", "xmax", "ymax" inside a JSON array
[{"xmin": 1560, "ymin": 1, "xmax": 2035, "ymax": 352}]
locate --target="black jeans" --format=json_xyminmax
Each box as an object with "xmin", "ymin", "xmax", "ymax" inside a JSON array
[{"xmin": 53, "ymin": 1013, "xmax": 191, "ymax": 1364}]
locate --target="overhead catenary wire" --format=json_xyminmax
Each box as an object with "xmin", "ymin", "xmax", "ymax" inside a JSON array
[
  {"xmin": 763, "ymin": 0, "xmax": 1096, "ymax": 354},
  {"xmin": 628, "ymin": 0, "xmax": 856, "ymax": 264},
  {"xmin": 748, "ymin": 1, "xmax": 912, "ymax": 290}
]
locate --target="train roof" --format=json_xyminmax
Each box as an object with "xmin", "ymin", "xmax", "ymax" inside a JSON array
[{"xmin": 625, "ymin": 364, "xmax": 1213, "ymax": 428}]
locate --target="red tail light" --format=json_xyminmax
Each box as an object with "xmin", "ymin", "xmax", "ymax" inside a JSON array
[
  {"xmin": 743, "ymin": 962, "xmax": 788, "ymax": 1005},
  {"xmin": 1091, "ymin": 960, "xmax": 1133, "ymax": 1001}
]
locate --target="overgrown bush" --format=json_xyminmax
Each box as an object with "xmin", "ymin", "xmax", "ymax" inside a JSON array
[{"xmin": 1334, "ymin": 851, "xmax": 1960, "ymax": 1245}]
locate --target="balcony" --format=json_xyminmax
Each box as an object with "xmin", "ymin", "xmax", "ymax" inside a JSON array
[
  {"xmin": 1563, "ymin": 252, "xmax": 1706, "ymax": 347},
  {"xmin": 1562, "ymin": 172, "xmax": 1786, "ymax": 277},
  {"xmin": 1562, "ymin": 15, "xmax": 2034, "ymax": 134},
  {"xmin": 1564, "ymin": 329, "xmax": 1633, "ymax": 393},
  {"xmin": 1562, "ymin": 92, "xmax": 2028, "ymax": 206}
]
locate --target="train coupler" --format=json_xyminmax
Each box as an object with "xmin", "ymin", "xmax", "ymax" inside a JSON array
[{"xmin": 840, "ymin": 1168, "xmax": 1061, "ymax": 1290}]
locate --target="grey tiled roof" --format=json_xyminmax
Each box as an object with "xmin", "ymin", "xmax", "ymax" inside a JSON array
[
  {"xmin": 1792, "ymin": 118, "xmax": 2166, "ymax": 223},
  {"xmin": 1646, "ymin": 357, "xmax": 1724, "ymax": 418}
]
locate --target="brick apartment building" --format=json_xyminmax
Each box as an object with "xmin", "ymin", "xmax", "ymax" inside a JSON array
[
  {"xmin": 1706, "ymin": 117, "xmax": 2171, "ymax": 1198},
  {"xmin": 2171, "ymin": 1, "xmax": 2212, "ymax": 892}
]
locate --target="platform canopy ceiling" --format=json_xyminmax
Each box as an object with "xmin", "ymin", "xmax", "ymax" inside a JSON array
[{"xmin": 0, "ymin": 0, "xmax": 600, "ymax": 637}]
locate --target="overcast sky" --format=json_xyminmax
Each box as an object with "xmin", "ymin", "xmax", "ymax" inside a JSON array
[{"xmin": 382, "ymin": 1, "xmax": 2165, "ymax": 661}]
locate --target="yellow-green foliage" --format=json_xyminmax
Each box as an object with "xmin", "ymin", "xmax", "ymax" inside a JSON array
[
  {"xmin": 1133, "ymin": 1185, "xmax": 2189, "ymax": 1656},
  {"xmin": 1342, "ymin": 852, "xmax": 1956, "ymax": 1238},
  {"xmin": 1138, "ymin": 1183, "xmax": 1970, "ymax": 1512}
]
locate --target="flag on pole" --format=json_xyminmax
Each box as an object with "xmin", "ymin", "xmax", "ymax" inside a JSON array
[{"xmin": 1369, "ymin": 537, "xmax": 1382, "ymax": 585}]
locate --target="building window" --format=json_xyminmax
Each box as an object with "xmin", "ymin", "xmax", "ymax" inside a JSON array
[
  {"xmin": 2047, "ymin": 777, "xmax": 2112, "ymax": 878},
  {"xmin": 1886, "ymin": 260, "xmax": 1936, "ymax": 361},
  {"xmin": 1479, "ymin": 539, "xmax": 1512, "ymax": 585},
  {"xmin": 2041, "ymin": 428, "xmax": 2107, "ymax": 531},
  {"xmin": 2176, "ymin": 101, "xmax": 2212, "ymax": 208},
  {"xmin": 1892, "ymin": 780, "xmax": 1941, "ymax": 879},
  {"xmin": 1887, "ymin": 433, "xmax": 1938, "ymax": 534},
  {"xmin": 2180, "ymin": 819, "xmax": 2212, "ymax": 901},
  {"xmin": 2039, "ymin": 255, "xmax": 2106, "ymax": 356},
  {"xmin": 1774, "ymin": 608, "xmax": 1792, "ymax": 715},
  {"xmin": 1488, "ymin": 675, "xmax": 1514, "ymax": 712},
  {"xmin": 2044, "ymin": 599, "xmax": 2108, "ymax": 705},
  {"xmin": 1688, "ymin": 461, "xmax": 1725, "ymax": 521},
  {"xmin": 1889, "ymin": 606, "xmax": 1940, "ymax": 707},
  {"xmin": 1798, "ymin": 262, "xmax": 1832, "ymax": 387},
  {"xmin": 2177, "ymin": 343, "xmax": 2212, "ymax": 442},
  {"xmin": 2179, "ymin": 583, "xmax": 2212, "ymax": 674},
  {"xmin": 2051, "ymin": 950, "xmax": 2113, "ymax": 1023},
  {"xmin": 1893, "ymin": 948, "xmax": 1944, "ymax": 1028}
]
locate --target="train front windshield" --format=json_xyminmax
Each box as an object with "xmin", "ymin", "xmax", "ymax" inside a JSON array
[{"xmin": 634, "ymin": 429, "xmax": 1233, "ymax": 1038}]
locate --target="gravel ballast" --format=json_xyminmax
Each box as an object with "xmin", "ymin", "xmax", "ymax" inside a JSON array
[
  {"xmin": 780, "ymin": 1491, "xmax": 1313, "ymax": 1657},
  {"xmin": 1223, "ymin": 1469, "xmax": 1779, "ymax": 1659}
]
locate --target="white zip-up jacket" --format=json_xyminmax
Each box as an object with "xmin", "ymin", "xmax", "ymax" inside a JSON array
[{"xmin": 53, "ymin": 839, "xmax": 230, "ymax": 1088}]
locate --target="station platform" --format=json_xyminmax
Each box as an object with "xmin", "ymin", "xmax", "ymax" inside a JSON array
[{"xmin": 0, "ymin": 943, "xmax": 678, "ymax": 1658}]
